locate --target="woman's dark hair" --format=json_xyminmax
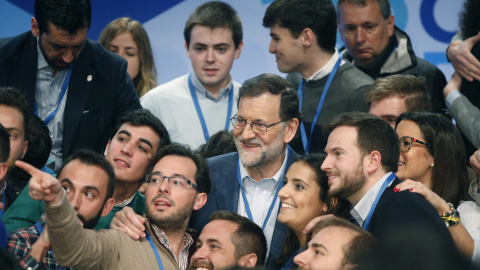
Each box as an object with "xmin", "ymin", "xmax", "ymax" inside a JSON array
[
  {"xmin": 276, "ymin": 153, "xmax": 351, "ymax": 267},
  {"xmin": 395, "ymin": 112, "xmax": 468, "ymax": 205},
  {"xmin": 460, "ymin": 0, "xmax": 480, "ymax": 39}
]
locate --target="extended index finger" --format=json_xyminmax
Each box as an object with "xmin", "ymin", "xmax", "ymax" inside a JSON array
[{"xmin": 15, "ymin": 160, "xmax": 44, "ymax": 177}]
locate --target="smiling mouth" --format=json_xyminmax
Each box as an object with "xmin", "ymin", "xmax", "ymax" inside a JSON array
[
  {"xmin": 398, "ymin": 161, "xmax": 405, "ymax": 167},
  {"xmin": 281, "ymin": 203, "xmax": 296, "ymax": 209},
  {"xmin": 114, "ymin": 158, "xmax": 130, "ymax": 168}
]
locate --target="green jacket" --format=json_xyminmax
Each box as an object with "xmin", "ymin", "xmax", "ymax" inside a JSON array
[{"xmin": 2, "ymin": 184, "xmax": 146, "ymax": 232}]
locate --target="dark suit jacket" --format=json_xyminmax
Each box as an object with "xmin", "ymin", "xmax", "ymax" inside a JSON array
[
  {"xmin": 190, "ymin": 146, "xmax": 299, "ymax": 269},
  {"xmin": 368, "ymin": 178, "xmax": 455, "ymax": 248},
  {"xmin": 0, "ymin": 31, "xmax": 141, "ymax": 159}
]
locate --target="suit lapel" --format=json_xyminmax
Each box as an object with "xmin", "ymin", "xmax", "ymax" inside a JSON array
[
  {"xmin": 215, "ymin": 153, "xmax": 240, "ymax": 212},
  {"xmin": 13, "ymin": 33, "xmax": 37, "ymax": 111},
  {"xmin": 62, "ymin": 40, "xmax": 95, "ymax": 157}
]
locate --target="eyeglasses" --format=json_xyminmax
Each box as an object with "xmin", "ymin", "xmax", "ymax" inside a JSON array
[
  {"xmin": 399, "ymin": 136, "xmax": 431, "ymax": 152},
  {"xmin": 144, "ymin": 173, "xmax": 198, "ymax": 191},
  {"xmin": 230, "ymin": 114, "xmax": 284, "ymax": 133}
]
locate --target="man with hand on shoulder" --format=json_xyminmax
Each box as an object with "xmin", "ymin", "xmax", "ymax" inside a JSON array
[
  {"xmin": 19, "ymin": 144, "xmax": 210, "ymax": 270},
  {"xmin": 8, "ymin": 150, "xmax": 116, "ymax": 270}
]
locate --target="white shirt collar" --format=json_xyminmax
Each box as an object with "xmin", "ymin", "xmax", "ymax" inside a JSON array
[
  {"xmin": 190, "ymin": 72, "xmax": 233, "ymax": 101},
  {"xmin": 305, "ymin": 48, "xmax": 344, "ymax": 82},
  {"xmin": 354, "ymin": 172, "xmax": 395, "ymax": 222},
  {"xmin": 239, "ymin": 147, "xmax": 289, "ymax": 188},
  {"xmin": 36, "ymin": 38, "xmax": 51, "ymax": 71}
]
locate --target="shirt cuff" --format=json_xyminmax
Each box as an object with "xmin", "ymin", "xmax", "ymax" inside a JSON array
[
  {"xmin": 47, "ymin": 189, "xmax": 66, "ymax": 208},
  {"xmin": 445, "ymin": 90, "xmax": 462, "ymax": 109}
]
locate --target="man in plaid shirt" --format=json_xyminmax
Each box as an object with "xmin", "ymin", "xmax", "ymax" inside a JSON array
[{"xmin": 7, "ymin": 150, "xmax": 116, "ymax": 270}]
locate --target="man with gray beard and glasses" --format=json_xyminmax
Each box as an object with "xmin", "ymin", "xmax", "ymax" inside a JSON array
[
  {"xmin": 112, "ymin": 74, "xmax": 300, "ymax": 268},
  {"xmin": 190, "ymin": 73, "xmax": 300, "ymax": 268}
]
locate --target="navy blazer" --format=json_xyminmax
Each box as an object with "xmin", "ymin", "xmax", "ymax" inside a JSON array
[
  {"xmin": 368, "ymin": 178, "xmax": 456, "ymax": 248},
  {"xmin": 190, "ymin": 145, "xmax": 299, "ymax": 269},
  {"xmin": 0, "ymin": 31, "xmax": 141, "ymax": 159}
]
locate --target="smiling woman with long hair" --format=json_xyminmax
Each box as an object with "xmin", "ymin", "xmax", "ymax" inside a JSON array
[
  {"xmin": 276, "ymin": 153, "xmax": 350, "ymax": 269},
  {"xmin": 394, "ymin": 112, "xmax": 480, "ymax": 263}
]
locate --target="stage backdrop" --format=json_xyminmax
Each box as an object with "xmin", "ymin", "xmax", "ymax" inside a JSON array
[{"xmin": 0, "ymin": 0, "xmax": 463, "ymax": 84}]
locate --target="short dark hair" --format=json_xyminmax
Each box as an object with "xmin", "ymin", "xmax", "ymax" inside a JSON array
[
  {"xmin": 0, "ymin": 124, "xmax": 10, "ymax": 163},
  {"xmin": 460, "ymin": 0, "xmax": 480, "ymax": 39},
  {"xmin": 395, "ymin": 112, "xmax": 468, "ymax": 206},
  {"xmin": 34, "ymin": 0, "xmax": 92, "ymax": 35},
  {"xmin": 263, "ymin": 0, "xmax": 337, "ymax": 53},
  {"xmin": 365, "ymin": 75, "xmax": 430, "ymax": 112},
  {"xmin": 0, "ymin": 87, "xmax": 30, "ymax": 140},
  {"xmin": 154, "ymin": 144, "xmax": 211, "ymax": 194},
  {"xmin": 312, "ymin": 216, "xmax": 376, "ymax": 267},
  {"xmin": 337, "ymin": 0, "xmax": 391, "ymax": 19},
  {"xmin": 209, "ymin": 211, "xmax": 267, "ymax": 266},
  {"xmin": 23, "ymin": 115, "xmax": 52, "ymax": 169},
  {"xmin": 196, "ymin": 130, "xmax": 236, "ymax": 159},
  {"xmin": 184, "ymin": 1, "xmax": 243, "ymax": 49},
  {"xmin": 57, "ymin": 149, "xmax": 115, "ymax": 201},
  {"xmin": 238, "ymin": 74, "xmax": 300, "ymax": 123},
  {"xmin": 114, "ymin": 109, "xmax": 171, "ymax": 154},
  {"xmin": 324, "ymin": 112, "xmax": 399, "ymax": 172}
]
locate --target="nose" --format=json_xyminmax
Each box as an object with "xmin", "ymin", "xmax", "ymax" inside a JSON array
[
  {"xmin": 240, "ymin": 124, "xmax": 256, "ymax": 141},
  {"xmin": 278, "ymin": 184, "xmax": 288, "ymax": 199},
  {"xmin": 206, "ymin": 48, "xmax": 215, "ymax": 64},
  {"xmin": 158, "ymin": 178, "xmax": 171, "ymax": 194},
  {"xmin": 62, "ymin": 48, "xmax": 74, "ymax": 64},
  {"xmin": 355, "ymin": 28, "xmax": 365, "ymax": 44},
  {"xmin": 191, "ymin": 245, "xmax": 208, "ymax": 262},
  {"xmin": 69, "ymin": 192, "xmax": 81, "ymax": 211},
  {"xmin": 269, "ymin": 39, "xmax": 276, "ymax": 54},
  {"xmin": 293, "ymin": 250, "xmax": 308, "ymax": 268},
  {"xmin": 121, "ymin": 142, "xmax": 134, "ymax": 156},
  {"xmin": 320, "ymin": 156, "xmax": 332, "ymax": 172}
]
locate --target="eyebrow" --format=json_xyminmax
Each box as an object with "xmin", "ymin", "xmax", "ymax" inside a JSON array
[
  {"xmin": 325, "ymin": 146, "xmax": 344, "ymax": 153},
  {"xmin": 60, "ymin": 178, "xmax": 100, "ymax": 194},
  {"xmin": 380, "ymin": 114, "xmax": 398, "ymax": 119},
  {"xmin": 6, "ymin": 127, "xmax": 21, "ymax": 133},
  {"xmin": 292, "ymin": 178, "xmax": 310, "ymax": 187},
  {"xmin": 109, "ymin": 44, "xmax": 138, "ymax": 51},
  {"xmin": 311, "ymin": 243, "xmax": 328, "ymax": 253},
  {"xmin": 193, "ymin": 42, "xmax": 230, "ymax": 47},
  {"xmin": 206, "ymin": 239, "xmax": 222, "ymax": 246},
  {"xmin": 151, "ymin": 171, "xmax": 188, "ymax": 179},
  {"xmin": 118, "ymin": 130, "xmax": 153, "ymax": 150}
]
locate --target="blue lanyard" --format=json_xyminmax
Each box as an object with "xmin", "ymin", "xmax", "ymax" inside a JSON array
[
  {"xmin": 0, "ymin": 194, "xmax": 5, "ymax": 217},
  {"xmin": 188, "ymin": 74, "xmax": 234, "ymax": 143},
  {"xmin": 236, "ymin": 159, "xmax": 286, "ymax": 231},
  {"xmin": 145, "ymin": 230, "xmax": 165, "ymax": 270},
  {"xmin": 363, "ymin": 173, "xmax": 396, "ymax": 230},
  {"xmin": 34, "ymin": 66, "xmax": 73, "ymax": 125},
  {"xmin": 298, "ymin": 53, "xmax": 343, "ymax": 154},
  {"xmin": 35, "ymin": 221, "xmax": 63, "ymax": 270},
  {"xmin": 281, "ymin": 245, "xmax": 305, "ymax": 270}
]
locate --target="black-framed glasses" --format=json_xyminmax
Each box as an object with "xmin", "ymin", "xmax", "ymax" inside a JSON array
[
  {"xmin": 145, "ymin": 173, "xmax": 198, "ymax": 191},
  {"xmin": 230, "ymin": 114, "xmax": 284, "ymax": 133},
  {"xmin": 399, "ymin": 136, "xmax": 431, "ymax": 152}
]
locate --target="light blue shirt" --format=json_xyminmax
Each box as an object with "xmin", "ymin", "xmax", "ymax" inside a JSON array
[
  {"xmin": 35, "ymin": 39, "xmax": 69, "ymax": 170},
  {"xmin": 237, "ymin": 148, "xmax": 288, "ymax": 257},
  {"xmin": 351, "ymin": 172, "xmax": 394, "ymax": 227}
]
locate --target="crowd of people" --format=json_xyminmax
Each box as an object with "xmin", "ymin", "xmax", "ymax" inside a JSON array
[{"xmin": 0, "ymin": 0, "xmax": 479, "ymax": 269}]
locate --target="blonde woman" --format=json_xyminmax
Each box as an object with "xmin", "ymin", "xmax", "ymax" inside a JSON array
[{"xmin": 99, "ymin": 17, "xmax": 157, "ymax": 97}]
